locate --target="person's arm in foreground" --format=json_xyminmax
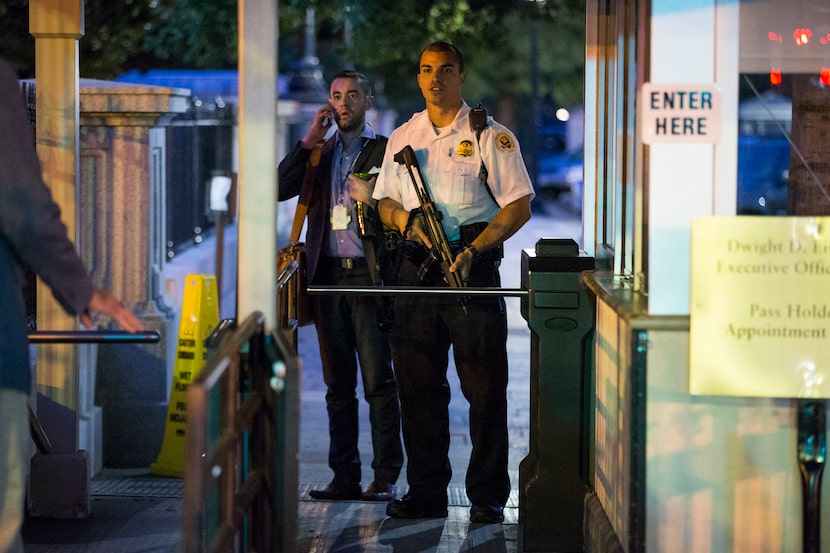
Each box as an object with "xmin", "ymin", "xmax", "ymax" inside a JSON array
[{"xmin": 0, "ymin": 59, "xmax": 141, "ymax": 333}]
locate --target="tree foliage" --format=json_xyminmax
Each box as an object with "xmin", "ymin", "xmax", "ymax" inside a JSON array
[
  {"xmin": 281, "ymin": 0, "xmax": 584, "ymax": 117},
  {"xmin": 140, "ymin": 0, "xmax": 238, "ymax": 69},
  {"xmin": 0, "ymin": 0, "xmax": 585, "ymax": 118},
  {"xmin": 0, "ymin": 0, "xmax": 34, "ymax": 76}
]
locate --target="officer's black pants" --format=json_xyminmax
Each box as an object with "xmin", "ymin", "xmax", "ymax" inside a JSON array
[{"xmin": 389, "ymin": 256, "xmax": 510, "ymax": 507}]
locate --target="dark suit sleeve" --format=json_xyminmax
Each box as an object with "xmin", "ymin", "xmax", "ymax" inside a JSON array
[
  {"xmin": 0, "ymin": 60, "xmax": 93, "ymax": 317},
  {"xmin": 277, "ymin": 141, "xmax": 313, "ymax": 201}
]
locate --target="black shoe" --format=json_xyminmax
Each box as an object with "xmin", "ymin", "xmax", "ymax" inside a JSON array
[
  {"xmin": 361, "ymin": 480, "xmax": 395, "ymax": 502},
  {"xmin": 386, "ymin": 493, "xmax": 448, "ymax": 519},
  {"xmin": 308, "ymin": 480, "xmax": 362, "ymax": 500},
  {"xmin": 470, "ymin": 504, "xmax": 505, "ymax": 524}
]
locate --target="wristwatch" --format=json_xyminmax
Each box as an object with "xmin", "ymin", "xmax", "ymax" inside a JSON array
[{"xmin": 466, "ymin": 244, "xmax": 481, "ymax": 260}]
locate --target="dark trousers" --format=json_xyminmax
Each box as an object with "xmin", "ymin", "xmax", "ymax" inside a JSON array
[
  {"xmin": 389, "ymin": 256, "xmax": 510, "ymax": 507},
  {"xmin": 312, "ymin": 257, "xmax": 403, "ymax": 485}
]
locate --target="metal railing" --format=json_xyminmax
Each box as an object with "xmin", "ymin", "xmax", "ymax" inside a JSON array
[
  {"xmin": 28, "ymin": 330, "xmax": 160, "ymax": 344},
  {"xmin": 277, "ymin": 258, "xmax": 302, "ymax": 337},
  {"xmin": 307, "ymin": 284, "xmax": 527, "ymax": 298},
  {"xmin": 26, "ymin": 330, "xmax": 160, "ymax": 455},
  {"xmin": 183, "ymin": 311, "xmax": 299, "ymax": 553},
  {"xmin": 181, "ymin": 259, "xmax": 301, "ymax": 553}
]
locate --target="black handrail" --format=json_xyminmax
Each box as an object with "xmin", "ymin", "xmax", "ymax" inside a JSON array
[
  {"xmin": 28, "ymin": 330, "xmax": 160, "ymax": 343},
  {"xmin": 27, "ymin": 329, "xmax": 161, "ymax": 454},
  {"xmin": 307, "ymin": 284, "xmax": 527, "ymax": 297}
]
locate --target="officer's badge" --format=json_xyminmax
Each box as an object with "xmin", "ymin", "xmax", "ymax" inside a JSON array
[
  {"xmin": 495, "ymin": 132, "xmax": 515, "ymax": 153},
  {"xmin": 456, "ymin": 140, "xmax": 474, "ymax": 157}
]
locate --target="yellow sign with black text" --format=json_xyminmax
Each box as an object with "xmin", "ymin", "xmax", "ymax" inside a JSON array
[
  {"xmin": 690, "ymin": 217, "xmax": 830, "ymax": 398},
  {"xmin": 150, "ymin": 274, "xmax": 219, "ymax": 477}
]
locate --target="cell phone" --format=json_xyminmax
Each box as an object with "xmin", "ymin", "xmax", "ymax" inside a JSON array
[{"xmin": 318, "ymin": 104, "xmax": 333, "ymax": 128}]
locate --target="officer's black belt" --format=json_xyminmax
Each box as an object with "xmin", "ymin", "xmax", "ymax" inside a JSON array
[
  {"xmin": 321, "ymin": 256, "xmax": 367, "ymax": 270},
  {"xmin": 448, "ymin": 241, "xmax": 464, "ymax": 256}
]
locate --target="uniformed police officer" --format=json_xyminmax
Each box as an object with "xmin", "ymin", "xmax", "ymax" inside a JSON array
[{"xmin": 373, "ymin": 41, "xmax": 535, "ymax": 524}]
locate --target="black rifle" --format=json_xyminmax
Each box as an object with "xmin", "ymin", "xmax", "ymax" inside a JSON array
[{"xmin": 393, "ymin": 145, "xmax": 465, "ymax": 291}]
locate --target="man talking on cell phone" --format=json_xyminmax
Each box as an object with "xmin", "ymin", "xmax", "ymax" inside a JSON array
[{"xmin": 278, "ymin": 69, "xmax": 403, "ymax": 503}]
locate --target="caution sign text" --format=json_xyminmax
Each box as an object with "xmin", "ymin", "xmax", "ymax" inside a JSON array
[{"xmin": 150, "ymin": 274, "xmax": 219, "ymax": 477}]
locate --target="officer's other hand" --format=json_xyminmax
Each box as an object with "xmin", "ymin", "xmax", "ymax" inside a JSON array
[
  {"xmin": 449, "ymin": 249, "xmax": 473, "ymax": 282},
  {"xmin": 407, "ymin": 215, "xmax": 432, "ymax": 249}
]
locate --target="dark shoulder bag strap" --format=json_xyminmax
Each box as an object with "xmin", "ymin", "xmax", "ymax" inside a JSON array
[{"xmin": 354, "ymin": 138, "xmax": 385, "ymax": 285}]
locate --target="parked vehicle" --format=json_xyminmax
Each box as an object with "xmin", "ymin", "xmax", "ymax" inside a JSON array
[
  {"xmin": 537, "ymin": 148, "xmax": 584, "ymax": 212},
  {"xmin": 736, "ymin": 135, "xmax": 789, "ymax": 215},
  {"xmin": 736, "ymin": 90, "xmax": 791, "ymax": 215}
]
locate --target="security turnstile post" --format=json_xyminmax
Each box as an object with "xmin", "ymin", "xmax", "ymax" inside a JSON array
[{"xmin": 519, "ymin": 238, "xmax": 595, "ymax": 553}]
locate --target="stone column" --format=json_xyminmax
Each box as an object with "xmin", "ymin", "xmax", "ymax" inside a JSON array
[
  {"xmin": 27, "ymin": 0, "xmax": 89, "ymax": 519},
  {"xmin": 27, "ymin": 0, "xmax": 190, "ymax": 511},
  {"xmin": 78, "ymin": 81, "xmax": 189, "ymax": 469}
]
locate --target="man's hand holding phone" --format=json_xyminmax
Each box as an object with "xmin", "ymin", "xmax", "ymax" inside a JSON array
[
  {"xmin": 301, "ymin": 105, "xmax": 335, "ymax": 149},
  {"xmin": 320, "ymin": 106, "xmax": 333, "ymax": 128}
]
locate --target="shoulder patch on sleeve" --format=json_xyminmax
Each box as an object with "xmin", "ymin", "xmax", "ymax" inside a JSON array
[{"xmin": 495, "ymin": 132, "xmax": 515, "ymax": 153}]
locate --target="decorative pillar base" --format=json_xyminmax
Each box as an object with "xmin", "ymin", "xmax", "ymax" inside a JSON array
[{"xmin": 28, "ymin": 452, "xmax": 90, "ymax": 518}]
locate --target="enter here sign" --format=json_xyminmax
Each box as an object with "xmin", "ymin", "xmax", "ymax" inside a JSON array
[{"xmin": 641, "ymin": 83, "xmax": 722, "ymax": 144}]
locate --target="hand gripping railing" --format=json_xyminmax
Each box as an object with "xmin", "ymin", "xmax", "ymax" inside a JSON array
[{"xmin": 27, "ymin": 329, "xmax": 160, "ymax": 455}]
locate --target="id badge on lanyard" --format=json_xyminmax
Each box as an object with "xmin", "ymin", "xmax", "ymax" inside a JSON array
[{"xmin": 331, "ymin": 204, "xmax": 351, "ymax": 230}]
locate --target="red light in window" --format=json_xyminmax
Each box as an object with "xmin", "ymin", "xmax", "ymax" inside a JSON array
[
  {"xmin": 768, "ymin": 31, "xmax": 782, "ymax": 43},
  {"xmin": 794, "ymin": 28, "xmax": 812, "ymax": 46},
  {"xmin": 770, "ymin": 67, "xmax": 783, "ymax": 86},
  {"xmin": 821, "ymin": 68, "xmax": 830, "ymax": 87}
]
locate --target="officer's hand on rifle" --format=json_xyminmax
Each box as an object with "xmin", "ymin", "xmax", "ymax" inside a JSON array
[
  {"xmin": 406, "ymin": 212, "xmax": 432, "ymax": 249},
  {"xmin": 449, "ymin": 249, "xmax": 474, "ymax": 283}
]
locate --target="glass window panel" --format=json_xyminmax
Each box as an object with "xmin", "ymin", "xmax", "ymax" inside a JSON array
[{"xmin": 738, "ymin": 0, "xmax": 830, "ymax": 216}]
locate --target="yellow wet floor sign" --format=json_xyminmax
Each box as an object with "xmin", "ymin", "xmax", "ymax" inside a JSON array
[{"xmin": 150, "ymin": 274, "xmax": 219, "ymax": 478}]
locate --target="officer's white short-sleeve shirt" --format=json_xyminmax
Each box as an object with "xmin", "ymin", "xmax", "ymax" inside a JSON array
[{"xmin": 373, "ymin": 102, "xmax": 535, "ymax": 243}]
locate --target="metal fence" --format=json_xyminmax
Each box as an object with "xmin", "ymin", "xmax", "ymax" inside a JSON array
[
  {"xmin": 183, "ymin": 306, "xmax": 299, "ymax": 553},
  {"xmin": 165, "ymin": 99, "xmax": 235, "ymax": 258}
]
